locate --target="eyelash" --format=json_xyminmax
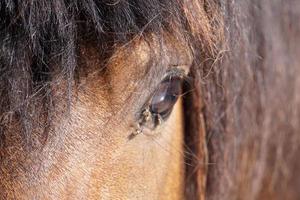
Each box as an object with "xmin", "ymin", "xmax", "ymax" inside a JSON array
[{"xmin": 131, "ymin": 67, "xmax": 187, "ymax": 137}]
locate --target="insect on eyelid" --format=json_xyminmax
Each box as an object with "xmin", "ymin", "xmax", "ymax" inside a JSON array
[{"xmin": 129, "ymin": 67, "xmax": 189, "ymax": 139}]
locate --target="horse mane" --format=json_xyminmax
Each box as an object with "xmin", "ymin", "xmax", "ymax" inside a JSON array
[
  {"xmin": 1, "ymin": 0, "xmax": 300, "ymax": 200},
  {"xmin": 0, "ymin": 0, "xmax": 216, "ymax": 138},
  {"xmin": 203, "ymin": 1, "xmax": 300, "ymax": 200}
]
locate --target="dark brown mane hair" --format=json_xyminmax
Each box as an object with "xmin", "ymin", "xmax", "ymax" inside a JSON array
[
  {"xmin": 1, "ymin": 0, "xmax": 300, "ymax": 200},
  {"xmin": 0, "ymin": 0, "xmax": 217, "ymax": 141},
  {"xmin": 202, "ymin": 1, "xmax": 300, "ymax": 200}
]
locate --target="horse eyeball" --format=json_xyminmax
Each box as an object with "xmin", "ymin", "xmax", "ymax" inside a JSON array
[{"xmin": 150, "ymin": 75, "xmax": 182, "ymax": 119}]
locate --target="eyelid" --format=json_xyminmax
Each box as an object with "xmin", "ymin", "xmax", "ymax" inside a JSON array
[{"xmin": 169, "ymin": 64, "xmax": 190, "ymax": 75}]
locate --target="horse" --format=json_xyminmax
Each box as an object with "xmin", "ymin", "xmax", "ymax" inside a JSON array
[{"xmin": 1, "ymin": 0, "xmax": 300, "ymax": 199}]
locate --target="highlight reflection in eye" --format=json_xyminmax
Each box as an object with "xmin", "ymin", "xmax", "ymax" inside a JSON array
[
  {"xmin": 130, "ymin": 67, "xmax": 187, "ymax": 138},
  {"xmin": 150, "ymin": 73, "xmax": 182, "ymax": 120}
]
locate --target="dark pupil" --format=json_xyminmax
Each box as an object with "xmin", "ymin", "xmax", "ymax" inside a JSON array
[{"xmin": 150, "ymin": 75, "xmax": 182, "ymax": 119}]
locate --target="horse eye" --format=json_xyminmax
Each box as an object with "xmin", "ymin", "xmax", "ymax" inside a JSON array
[
  {"xmin": 150, "ymin": 75, "xmax": 182, "ymax": 119},
  {"xmin": 131, "ymin": 69, "xmax": 186, "ymax": 137}
]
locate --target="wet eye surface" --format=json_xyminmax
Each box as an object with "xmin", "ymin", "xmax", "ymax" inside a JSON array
[
  {"xmin": 129, "ymin": 67, "xmax": 187, "ymax": 139},
  {"xmin": 150, "ymin": 75, "xmax": 182, "ymax": 120}
]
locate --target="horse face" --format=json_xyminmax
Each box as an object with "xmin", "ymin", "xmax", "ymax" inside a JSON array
[{"xmin": 1, "ymin": 35, "xmax": 192, "ymax": 199}]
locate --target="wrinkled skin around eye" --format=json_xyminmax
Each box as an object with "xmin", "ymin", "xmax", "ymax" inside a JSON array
[{"xmin": 150, "ymin": 75, "xmax": 182, "ymax": 119}]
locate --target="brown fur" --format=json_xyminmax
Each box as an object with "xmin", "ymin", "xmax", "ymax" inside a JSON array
[{"xmin": 1, "ymin": 0, "xmax": 300, "ymax": 199}]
